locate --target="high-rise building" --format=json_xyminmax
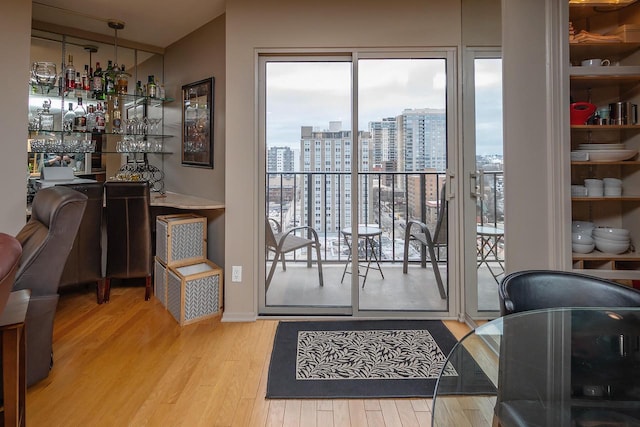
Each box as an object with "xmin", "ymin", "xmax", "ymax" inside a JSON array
[
  {"xmin": 397, "ymin": 108, "xmax": 446, "ymax": 173},
  {"xmin": 369, "ymin": 117, "xmax": 398, "ymax": 168},
  {"xmin": 267, "ymin": 146, "xmax": 295, "ymax": 175},
  {"xmin": 300, "ymin": 122, "xmax": 373, "ymax": 233}
]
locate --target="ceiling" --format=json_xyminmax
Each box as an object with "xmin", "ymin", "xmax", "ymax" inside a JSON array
[{"xmin": 32, "ymin": 0, "xmax": 226, "ymax": 49}]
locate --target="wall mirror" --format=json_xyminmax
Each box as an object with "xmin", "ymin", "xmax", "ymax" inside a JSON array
[{"xmin": 182, "ymin": 77, "xmax": 214, "ymax": 168}]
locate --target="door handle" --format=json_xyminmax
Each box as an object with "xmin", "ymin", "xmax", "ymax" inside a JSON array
[
  {"xmin": 471, "ymin": 170, "xmax": 484, "ymax": 200},
  {"xmin": 445, "ymin": 170, "xmax": 455, "ymax": 200}
]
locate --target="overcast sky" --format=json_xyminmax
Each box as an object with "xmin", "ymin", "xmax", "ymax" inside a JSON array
[{"xmin": 266, "ymin": 57, "xmax": 502, "ymax": 156}]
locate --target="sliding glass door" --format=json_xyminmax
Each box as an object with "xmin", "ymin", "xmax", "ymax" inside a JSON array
[
  {"xmin": 356, "ymin": 54, "xmax": 453, "ymax": 313},
  {"xmin": 259, "ymin": 50, "xmax": 456, "ymax": 317},
  {"xmin": 462, "ymin": 50, "xmax": 504, "ymax": 320}
]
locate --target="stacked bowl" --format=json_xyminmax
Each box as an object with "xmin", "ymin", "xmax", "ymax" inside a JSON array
[
  {"xmin": 593, "ymin": 227, "xmax": 631, "ymax": 254},
  {"xmin": 572, "ymin": 221, "xmax": 595, "ymax": 254},
  {"xmin": 584, "ymin": 179, "xmax": 603, "ymax": 197},
  {"xmin": 603, "ymin": 178, "xmax": 622, "ymax": 197}
]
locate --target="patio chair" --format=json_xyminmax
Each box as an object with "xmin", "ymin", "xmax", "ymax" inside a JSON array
[
  {"xmin": 265, "ymin": 218, "xmax": 323, "ymax": 291},
  {"xmin": 402, "ymin": 184, "xmax": 447, "ymax": 299}
]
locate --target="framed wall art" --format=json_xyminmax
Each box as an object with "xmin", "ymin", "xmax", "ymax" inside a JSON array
[{"xmin": 182, "ymin": 77, "xmax": 214, "ymax": 168}]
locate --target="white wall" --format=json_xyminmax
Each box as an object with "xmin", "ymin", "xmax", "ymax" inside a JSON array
[
  {"xmin": 163, "ymin": 16, "xmax": 226, "ymax": 271},
  {"xmin": 1, "ymin": 1, "xmax": 31, "ymax": 234},
  {"xmin": 224, "ymin": 0, "xmax": 463, "ymax": 320}
]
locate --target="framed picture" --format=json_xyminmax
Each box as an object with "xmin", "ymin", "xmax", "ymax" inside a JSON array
[{"xmin": 182, "ymin": 77, "xmax": 214, "ymax": 168}]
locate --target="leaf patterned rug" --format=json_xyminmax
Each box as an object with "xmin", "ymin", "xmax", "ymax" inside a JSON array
[{"xmin": 266, "ymin": 320, "xmax": 494, "ymax": 398}]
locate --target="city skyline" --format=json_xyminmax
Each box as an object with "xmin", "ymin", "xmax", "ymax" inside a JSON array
[{"xmin": 265, "ymin": 58, "xmax": 503, "ymax": 156}]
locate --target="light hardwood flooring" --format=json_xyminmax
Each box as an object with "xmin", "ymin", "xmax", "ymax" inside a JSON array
[{"xmin": 26, "ymin": 285, "xmax": 471, "ymax": 427}]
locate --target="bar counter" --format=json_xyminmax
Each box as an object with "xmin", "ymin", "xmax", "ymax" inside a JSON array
[{"xmin": 150, "ymin": 192, "xmax": 225, "ymax": 210}]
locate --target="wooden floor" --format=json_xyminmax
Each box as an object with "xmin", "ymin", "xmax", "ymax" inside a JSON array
[{"xmin": 26, "ymin": 286, "xmax": 470, "ymax": 427}]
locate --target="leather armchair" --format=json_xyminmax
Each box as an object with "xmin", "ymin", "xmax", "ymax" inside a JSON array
[
  {"xmin": 0, "ymin": 233, "xmax": 22, "ymax": 315},
  {"xmin": 59, "ymin": 182, "xmax": 105, "ymax": 303},
  {"xmin": 14, "ymin": 186, "xmax": 87, "ymax": 386}
]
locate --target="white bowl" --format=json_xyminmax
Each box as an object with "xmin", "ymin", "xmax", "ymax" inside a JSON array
[
  {"xmin": 604, "ymin": 189, "xmax": 622, "ymax": 197},
  {"xmin": 572, "ymin": 233, "xmax": 594, "ymax": 244},
  {"xmin": 593, "ymin": 227, "xmax": 631, "ymax": 238},
  {"xmin": 572, "ymin": 221, "xmax": 595, "ymax": 233},
  {"xmin": 594, "ymin": 237, "xmax": 630, "ymax": 248},
  {"xmin": 603, "ymin": 178, "xmax": 622, "ymax": 187},
  {"xmin": 584, "ymin": 179, "xmax": 604, "ymax": 187},
  {"xmin": 595, "ymin": 239, "xmax": 629, "ymax": 254},
  {"xmin": 573, "ymin": 242, "xmax": 596, "ymax": 254},
  {"xmin": 587, "ymin": 188, "xmax": 604, "ymax": 197}
]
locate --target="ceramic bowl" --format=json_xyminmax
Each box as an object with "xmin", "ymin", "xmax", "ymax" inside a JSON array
[
  {"xmin": 593, "ymin": 227, "xmax": 630, "ymax": 238},
  {"xmin": 572, "ymin": 233, "xmax": 594, "ymax": 244},
  {"xmin": 572, "ymin": 242, "xmax": 596, "ymax": 254},
  {"xmin": 594, "ymin": 238, "xmax": 629, "ymax": 254},
  {"xmin": 572, "ymin": 221, "xmax": 594, "ymax": 233}
]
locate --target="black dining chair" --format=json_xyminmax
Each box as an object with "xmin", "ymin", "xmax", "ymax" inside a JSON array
[
  {"xmin": 499, "ymin": 269, "xmax": 640, "ymax": 316},
  {"xmin": 495, "ymin": 270, "xmax": 640, "ymax": 427}
]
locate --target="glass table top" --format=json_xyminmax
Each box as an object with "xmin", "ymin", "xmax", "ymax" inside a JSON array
[{"xmin": 432, "ymin": 307, "xmax": 640, "ymax": 427}]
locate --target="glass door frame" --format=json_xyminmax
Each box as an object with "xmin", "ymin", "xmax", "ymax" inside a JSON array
[
  {"xmin": 258, "ymin": 48, "xmax": 460, "ymax": 318},
  {"xmin": 462, "ymin": 47, "xmax": 503, "ymax": 322},
  {"xmin": 353, "ymin": 49, "xmax": 459, "ymax": 318}
]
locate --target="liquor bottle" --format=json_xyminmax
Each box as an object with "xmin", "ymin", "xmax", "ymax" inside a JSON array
[
  {"xmin": 92, "ymin": 62, "xmax": 104, "ymax": 99},
  {"xmin": 73, "ymin": 97, "xmax": 87, "ymax": 132},
  {"xmin": 86, "ymin": 104, "xmax": 96, "ymax": 132},
  {"xmin": 147, "ymin": 75, "xmax": 157, "ymax": 98},
  {"xmin": 63, "ymin": 102, "xmax": 75, "ymax": 132},
  {"xmin": 64, "ymin": 54, "xmax": 76, "ymax": 94},
  {"xmin": 82, "ymin": 65, "xmax": 91, "ymax": 91},
  {"xmin": 157, "ymin": 81, "xmax": 166, "ymax": 99},
  {"xmin": 112, "ymin": 97, "xmax": 122, "ymax": 133},
  {"xmin": 75, "ymin": 72, "xmax": 82, "ymax": 95},
  {"xmin": 104, "ymin": 60, "xmax": 115, "ymax": 95},
  {"xmin": 39, "ymin": 99, "xmax": 55, "ymax": 131},
  {"xmin": 116, "ymin": 64, "xmax": 128, "ymax": 95},
  {"xmin": 95, "ymin": 102, "xmax": 106, "ymax": 133}
]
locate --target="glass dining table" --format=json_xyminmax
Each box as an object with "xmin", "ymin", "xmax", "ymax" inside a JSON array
[{"xmin": 432, "ymin": 307, "xmax": 640, "ymax": 427}]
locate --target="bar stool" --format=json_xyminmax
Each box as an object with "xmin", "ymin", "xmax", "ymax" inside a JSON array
[
  {"xmin": 104, "ymin": 181, "xmax": 153, "ymax": 302},
  {"xmin": 59, "ymin": 182, "xmax": 105, "ymax": 303}
]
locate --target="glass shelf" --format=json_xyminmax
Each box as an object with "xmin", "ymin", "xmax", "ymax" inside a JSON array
[
  {"xmin": 29, "ymin": 150, "xmax": 173, "ymax": 155},
  {"xmin": 29, "ymin": 84, "xmax": 174, "ymax": 104},
  {"xmin": 28, "ymin": 130, "xmax": 173, "ymax": 139}
]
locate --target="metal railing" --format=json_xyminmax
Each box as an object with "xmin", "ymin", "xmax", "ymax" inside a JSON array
[{"xmin": 266, "ymin": 170, "xmax": 504, "ymax": 264}]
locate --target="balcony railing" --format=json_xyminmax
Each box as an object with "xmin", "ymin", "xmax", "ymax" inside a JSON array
[{"xmin": 266, "ymin": 170, "xmax": 504, "ymax": 264}]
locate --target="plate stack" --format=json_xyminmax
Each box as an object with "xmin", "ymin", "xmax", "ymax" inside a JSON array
[
  {"xmin": 576, "ymin": 143, "xmax": 637, "ymax": 162},
  {"xmin": 593, "ymin": 227, "xmax": 631, "ymax": 254}
]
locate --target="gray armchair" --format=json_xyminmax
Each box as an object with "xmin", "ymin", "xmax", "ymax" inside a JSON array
[
  {"xmin": 402, "ymin": 183, "xmax": 447, "ymax": 299},
  {"xmin": 266, "ymin": 218, "xmax": 323, "ymax": 291},
  {"xmin": 14, "ymin": 186, "xmax": 87, "ymax": 386}
]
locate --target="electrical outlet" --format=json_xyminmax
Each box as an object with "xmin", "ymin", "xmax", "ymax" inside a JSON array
[{"xmin": 231, "ymin": 265, "xmax": 242, "ymax": 282}]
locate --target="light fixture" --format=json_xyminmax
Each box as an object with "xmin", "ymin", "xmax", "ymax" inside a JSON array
[{"xmin": 108, "ymin": 20, "xmax": 125, "ymax": 67}]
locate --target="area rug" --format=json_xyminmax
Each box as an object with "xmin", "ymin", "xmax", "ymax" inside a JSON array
[{"xmin": 266, "ymin": 319, "xmax": 495, "ymax": 399}]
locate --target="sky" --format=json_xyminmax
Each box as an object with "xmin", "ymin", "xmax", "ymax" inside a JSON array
[{"xmin": 265, "ymin": 57, "xmax": 503, "ymax": 156}]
